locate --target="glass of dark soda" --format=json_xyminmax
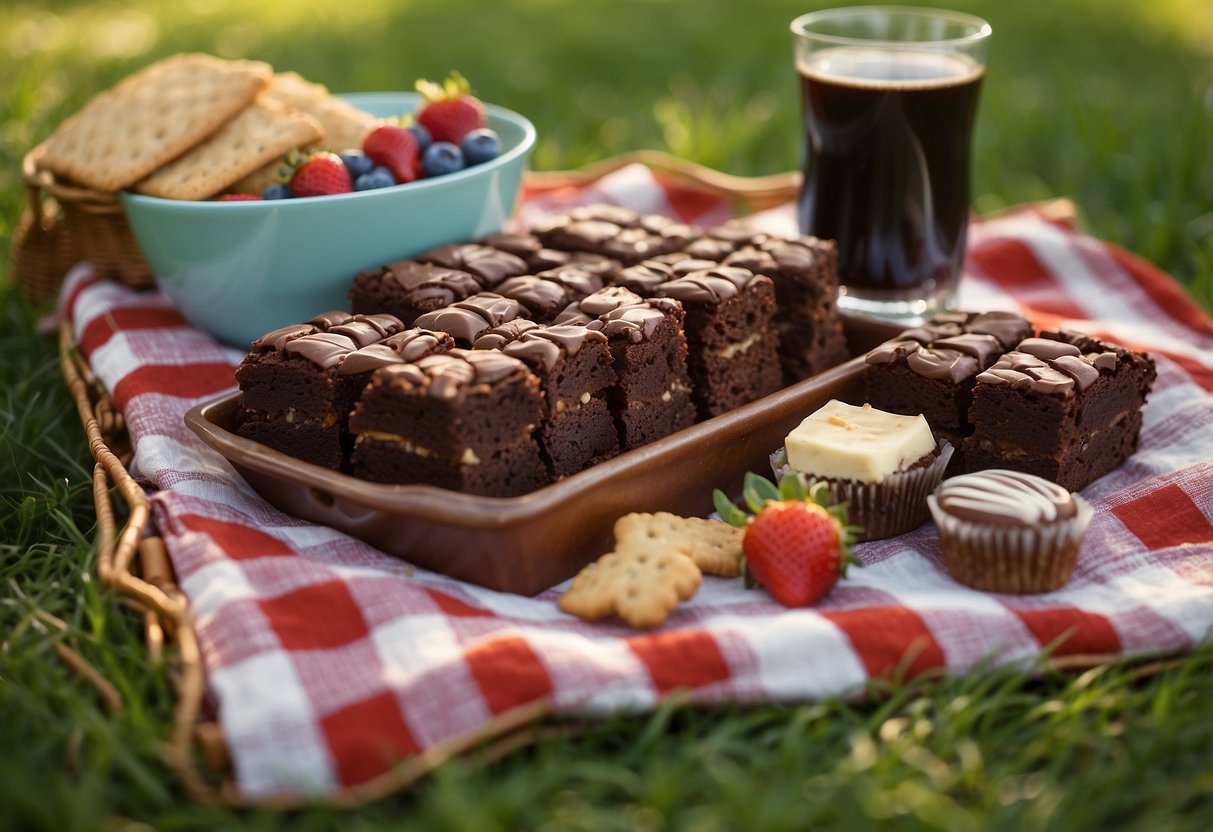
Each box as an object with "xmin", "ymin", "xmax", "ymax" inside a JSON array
[{"xmin": 791, "ymin": 6, "xmax": 991, "ymax": 322}]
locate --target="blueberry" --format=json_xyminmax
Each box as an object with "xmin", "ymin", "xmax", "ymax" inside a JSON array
[
  {"xmin": 339, "ymin": 150, "xmax": 375, "ymax": 178},
  {"xmin": 461, "ymin": 128, "xmax": 501, "ymax": 165},
  {"xmin": 355, "ymin": 166, "xmax": 397, "ymax": 191},
  {"xmin": 422, "ymin": 141, "xmax": 465, "ymax": 177},
  {"xmin": 261, "ymin": 182, "xmax": 293, "ymax": 200},
  {"xmin": 408, "ymin": 122, "xmax": 432, "ymax": 153}
]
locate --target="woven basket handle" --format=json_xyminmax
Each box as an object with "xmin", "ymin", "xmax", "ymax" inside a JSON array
[{"xmin": 524, "ymin": 149, "xmax": 800, "ymax": 213}]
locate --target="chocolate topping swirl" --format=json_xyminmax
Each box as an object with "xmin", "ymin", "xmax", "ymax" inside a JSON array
[
  {"xmin": 865, "ymin": 339, "xmax": 923, "ymax": 365},
  {"xmin": 384, "ymin": 261, "xmax": 480, "ymax": 301},
  {"xmin": 479, "ymin": 232, "xmax": 543, "ymax": 258},
  {"xmin": 494, "ymin": 275, "xmax": 571, "ymax": 313},
  {"xmin": 683, "ymin": 236, "xmax": 737, "ymax": 261},
  {"xmin": 274, "ymin": 314, "xmax": 404, "ymax": 368},
  {"xmin": 284, "ymin": 332, "xmax": 358, "ymax": 370},
  {"xmin": 339, "ymin": 329, "xmax": 453, "ymax": 375},
  {"xmin": 593, "ymin": 306, "xmax": 670, "ymax": 342},
  {"xmin": 966, "ymin": 311, "xmax": 1033, "ymax": 348},
  {"xmin": 614, "ymin": 261, "xmax": 676, "ymax": 295},
  {"xmin": 471, "ymin": 319, "xmax": 544, "ymax": 351},
  {"xmin": 532, "ymin": 266, "xmax": 605, "ymax": 297},
  {"xmin": 252, "ymin": 322, "xmax": 317, "ymax": 352},
  {"xmin": 906, "ymin": 347, "xmax": 980, "ymax": 383},
  {"xmin": 722, "ymin": 245, "xmax": 777, "ymax": 274},
  {"xmin": 501, "ymin": 324, "xmax": 608, "ymax": 370},
  {"xmin": 1016, "ymin": 337, "xmax": 1082, "ymax": 361},
  {"xmin": 308, "ymin": 310, "xmax": 356, "ymax": 329},
  {"xmin": 413, "ymin": 293, "xmax": 529, "ymax": 345},
  {"xmin": 418, "ymin": 244, "xmax": 528, "ymax": 288},
  {"xmin": 935, "ymin": 469, "xmax": 1077, "ymax": 526},
  {"xmin": 555, "ymin": 286, "xmax": 647, "ymax": 324},
  {"xmin": 379, "ymin": 349, "xmax": 531, "ymax": 401},
  {"xmin": 761, "ymin": 238, "xmax": 826, "ymax": 273},
  {"xmin": 976, "ymin": 351, "xmax": 1075, "ymax": 395},
  {"xmin": 327, "ymin": 314, "xmax": 402, "ymax": 347},
  {"xmin": 656, "ymin": 266, "xmax": 754, "ymax": 303},
  {"xmin": 933, "ymin": 333, "xmax": 1002, "ymax": 366}
]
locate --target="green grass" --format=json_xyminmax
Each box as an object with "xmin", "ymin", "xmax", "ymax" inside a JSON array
[{"xmin": 2, "ymin": 0, "xmax": 1212, "ymax": 829}]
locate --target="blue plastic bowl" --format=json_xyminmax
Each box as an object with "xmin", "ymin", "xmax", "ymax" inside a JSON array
[{"xmin": 121, "ymin": 92, "xmax": 536, "ymax": 348}]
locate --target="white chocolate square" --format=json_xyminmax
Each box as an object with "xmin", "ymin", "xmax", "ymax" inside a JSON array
[{"xmin": 784, "ymin": 400, "xmax": 936, "ymax": 483}]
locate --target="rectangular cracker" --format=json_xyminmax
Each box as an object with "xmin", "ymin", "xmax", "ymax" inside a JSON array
[
  {"xmin": 38, "ymin": 53, "xmax": 273, "ymax": 192},
  {"xmin": 262, "ymin": 71, "xmax": 380, "ymax": 152},
  {"xmin": 132, "ymin": 98, "xmax": 323, "ymax": 200},
  {"xmin": 229, "ymin": 71, "xmax": 382, "ymax": 195}
]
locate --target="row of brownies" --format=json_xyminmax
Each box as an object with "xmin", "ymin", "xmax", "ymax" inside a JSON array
[
  {"xmin": 862, "ymin": 310, "xmax": 1156, "ymax": 492},
  {"xmin": 234, "ymin": 205, "xmax": 851, "ymax": 496}
]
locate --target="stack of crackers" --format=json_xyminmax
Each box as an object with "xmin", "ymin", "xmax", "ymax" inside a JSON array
[{"xmin": 35, "ymin": 53, "xmax": 381, "ymax": 201}]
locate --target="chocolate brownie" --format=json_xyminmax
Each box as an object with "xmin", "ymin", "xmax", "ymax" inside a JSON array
[
  {"xmin": 468, "ymin": 318, "xmax": 544, "ymax": 350},
  {"xmin": 416, "ymin": 243, "xmax": 529, "ymax": 290},
  {"xmin": 612, "ymin": 260, "xmax": 677, "ymax": 296},
  {"xmin": 412, "ymin": 292, "xmax": 531, "ymax": 347},
  {"xmin": 962, "ymin": 330, "xmax": 1156, "ymax": 490},
  {"xmin": 526, "ymin": 249, "xmax": 621, "ymax": 277},
  {"xmin": 864, "ymin": 311, "xmax": 1033, "ymax": 433},
  {"xmin": 479, "ymin": 231, "xmax": 545, "ymax": 261},
  {"xmin": 725, "ymin": 235, "xmax": 849, "ymax": 383},
  {"xmin": 533, "ymin": 265, "xmax": 606, "ymax": 300},
  {"xmin": 348, "ymin": 260, "xmax": 480, "ymax": 324},
  {"xmin": 475, "ymin": 322, "xmax": 621, "ymax": 477},
  {"xmin": 533, "ymin": 210, "xmax": 693, "ymax": 265},
  {"xmin": 349, "ymin": 349, "xmax": 548, "ymax": 496},
  {"xmin": 556, "ymin": 286, "xmax": 695, "ymax": 449},
  {"xmin": 493, "ymin": 274, "xmax": 584, "ymax": 323},
  {"xmin": 654, "ymin": 265, "xmax": 783, "ymax": 418},
  {"xmin": 234, "ymin": 312, "xmax": 409, "ymax": 469}
]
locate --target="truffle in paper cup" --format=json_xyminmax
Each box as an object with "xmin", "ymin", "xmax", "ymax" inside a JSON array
[
  {"xmin": 770, "ymin": 400, "xmax": 954, "ymax": 541},
  {"xmin": 927, "ymin": 469, "xmax": 1093, "ymax": 593}
]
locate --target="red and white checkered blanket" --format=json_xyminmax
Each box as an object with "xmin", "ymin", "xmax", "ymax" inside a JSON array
[{"xmin": 61, "ymin": 164, "xmax": 1213, "ymax": 799}]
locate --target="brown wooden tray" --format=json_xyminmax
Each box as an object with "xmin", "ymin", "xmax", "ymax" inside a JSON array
[{"xmin": 185, "ymin": 315, "xmax": 901, "ymax": 595}]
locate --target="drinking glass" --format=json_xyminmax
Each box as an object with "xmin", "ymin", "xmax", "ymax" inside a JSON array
[{"xmin": 792, "ymin": 6, "xmax": 991, "ymax": 322}]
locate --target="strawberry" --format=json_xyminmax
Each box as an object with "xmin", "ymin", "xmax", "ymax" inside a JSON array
[
  {"xmin": 363, "ymin": 124, "xmax": 419, "ymax": 184},
  {"xmin": 289, "ymin": 151, "xmax": 353, "ymax": 197},
  {"xmin": 713, "ymin": 473, "xmax": 858, "ymax": 607},
  {"xmin": 414, "ymin": 71, "xmax": 486, "ymax": 144},
  {"xmin": 217, "ymin": 193, "xmax": 262, "ymax": 201}
]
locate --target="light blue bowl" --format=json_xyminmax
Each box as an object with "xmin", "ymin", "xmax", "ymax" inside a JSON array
[{"xmin": 120, "ymin": 92, "xmax": 536, "ymax": 348}]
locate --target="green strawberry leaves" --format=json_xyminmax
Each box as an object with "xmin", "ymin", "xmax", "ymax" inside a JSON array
[{"xmin": 712, "ymin": 470, "xmax": 863, "ymax": 580}]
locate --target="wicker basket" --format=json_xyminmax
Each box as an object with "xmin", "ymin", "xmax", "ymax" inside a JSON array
[{"xmin": 11, "ymin": 145, "xmax": 154, "ymax": 303}]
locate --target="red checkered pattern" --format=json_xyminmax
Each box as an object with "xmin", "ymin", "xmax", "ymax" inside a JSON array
[{"xmin": 61, "ymin": 164, "xmax": 1213, "ymax": 799}]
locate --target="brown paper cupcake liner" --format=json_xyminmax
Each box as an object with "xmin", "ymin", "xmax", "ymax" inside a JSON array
[
  {"xmin": 770, "ymin": 439, "xmax": 954, "ymax": 541},
  {"xmin": 927, "ymin": 493, "xmax": 1093, "ymax": 594}
]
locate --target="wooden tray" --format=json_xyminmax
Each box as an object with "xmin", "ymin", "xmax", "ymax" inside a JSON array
[{"xmin": 185, "ymin": 316, "xmax": 900, "ymax": 595}]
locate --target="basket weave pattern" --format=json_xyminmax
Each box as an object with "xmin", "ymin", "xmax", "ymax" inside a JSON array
[{"xmin": 11, "ymin": 146, "xmax": 153, "ymax": 303}]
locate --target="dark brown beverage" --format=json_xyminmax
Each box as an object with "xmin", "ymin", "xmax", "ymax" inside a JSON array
[{"xmin": 798, "ymin": 47, "xmax": 984, "ymax": 304}]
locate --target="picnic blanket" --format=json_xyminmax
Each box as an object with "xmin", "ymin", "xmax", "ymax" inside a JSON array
[{"xmin": 60, "ymin": 164, "xmax": 1213, "ymax": 800}]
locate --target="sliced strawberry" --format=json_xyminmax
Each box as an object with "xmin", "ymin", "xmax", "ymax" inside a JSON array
[
  {"xmin": 414, "ymin": 71, "xmax": 486, "ymax": 144},
  {"xmin": 363, "ymin": 125, "xmax": 419, "ymax": 184},
  {"xmin": 289, "ymin": 152, "xmax": 353, "ymax": 197}
]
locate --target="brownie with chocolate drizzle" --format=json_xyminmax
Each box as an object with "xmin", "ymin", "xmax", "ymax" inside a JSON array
[
  {"xmin": 234, "ymin": 312, "xmax": 451, "ymax": 470},
  {"xmin": 863, "ymin": 310, "xmax": 1034, "ymax": 435},
  {"xmin": 962, "ymin": 330, "xmax": 1156, "ymax": 491},
  {"xmin": 348, "ymin": 349, "xmax": 548, "ymax": 497},
  {"xmin": 555, "ymin": 286, "xmax": 696, "ymax": 450},
  {"xmin": 474, "ymin": 321, "xmax": 620, "ymax": 478}
]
